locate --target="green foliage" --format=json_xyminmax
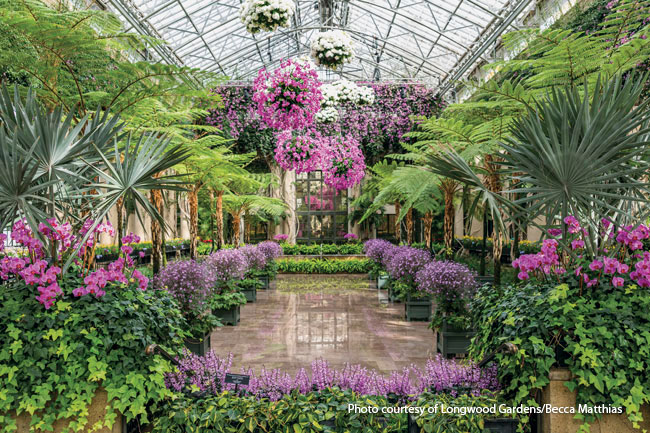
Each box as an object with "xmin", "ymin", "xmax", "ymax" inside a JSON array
[
  {"xmin": 210, "ymin": 291, "xmax": 247, "ymax": 310},
  {"xmin": 279, "ymin": 243, "xmax": 364, "ymax": 255},
  {"xmin": 237, "ymin": 278, "xmax": 265, "ymax": 290},
  {"xmin": 151, "ymin": 388, "xmax": 404, "ymax": 433},
  {"xmin": 470, "ymin": 282, "xmax": 650, "ymax": 429},
  {"xmin": 0, "ymin": 278, "xmax": 186, "ymax": 432},
  {"xmin": 277, "ymin": 258, "xmax": 374, "ymax": 274}
]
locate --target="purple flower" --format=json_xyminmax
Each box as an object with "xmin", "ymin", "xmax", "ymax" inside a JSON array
[
  {"xmin": 204, "ymin": 249, "xmax": 248, "ymax": 285},
  {"xmin": 257, "ymin": 241, "xmax": 283, "ymax": 261},
  {"xmin": 415, "ymin": 260, "xmax": 478, "ymax": 298},
  {"xmin": 385, "ymin": 246, "xmax": 431, "ymax": 283},
  {"xmin": 239, "ymin": 245, "xmax": 267, "ymax": 271},
  {"xmin": 363, "ymin": 239, "xmax": 395, "ymax": 265},
  {"xmin": 154, "ymin": 260, "xmax": 212, "ymax": 315}
]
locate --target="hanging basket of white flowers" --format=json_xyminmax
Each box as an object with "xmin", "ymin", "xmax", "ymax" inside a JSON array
[
  {"xmin": 310, "ymin": 30, "xmax": 354, "ymax": 70},
  {"xmin": 239, "ymin": 0, "xmax": 295, "ymax": 34},
  {"xmin": 315, "ymin": 106, "xmax": 339, "ymax": 124}
]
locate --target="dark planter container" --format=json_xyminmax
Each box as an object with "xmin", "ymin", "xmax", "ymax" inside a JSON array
[
  {"xmin": 437, "ymin": 320, "xmax": 476, "ymax": 358},
  {"xmin": 408, "ymin": 414, "xmax": 419, "ymax": 433},
  {"xmin": 241, "ymin": 286, "xmax": 257, "ymax": 303},
  {"xmin": 405, "ymin": 294, "xmax": 432, "ymax": 322},
  {"xmin": 388, "ymin": 283, "xmax": 401, "ymax": 303},
  {"xmin": 259, "ymin": 275, "xmax": 270, "ymax": 290},
  {"xmin": 213, "ymin": 304, "xmax": 240, "ymax": 326},
  {"xmin": 377, "ymin": 274, "xmax": 389, "ymax": 290},
  {"xmin": 184, "ymin": 332, "xmax": 211, "ymax": 356},
  {"xmin": 484, "ymin": 418, "xmax": 518, "ymax": 433}
]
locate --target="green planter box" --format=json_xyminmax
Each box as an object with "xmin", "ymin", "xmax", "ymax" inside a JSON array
[
  {"xmin": 388, "ymin": 283, "xmax": 401, "ymax": 303},
  {"xmin": 377, "ymin": 274, "xmax": 389, "ymax": 290},
  {"xmin": 184, "ymin": 332, "xmax": 211, "ymax": 356},
  {"xmin": 214, "ymin": 305, "xmax": 240, "ymax": 326},
  {"xmin": 259, "ymin": 275, "xmax": 270, "ymax": 290},
  {"xmin": 436, "ymin": 320, "xmax": 475, "ymax": 358},
  {"xmin": 405, "ymin": 294, "xmax": 432, "ymax": 321},
  {"xmin": 241, "ymin": 286, "xmax": 257, "ymax": 303}
]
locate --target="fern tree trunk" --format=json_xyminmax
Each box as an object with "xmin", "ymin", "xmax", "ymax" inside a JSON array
[
  {"xmin": 405, "ymin": 207, "xmax": 414, "ymax": 245},
  {"xmin": 232, "ymin": 212, "xmax": 241, "ymax": 248},
  {"xmin": 394, "ymin": 201, "xmax": 401, "ymax": 243},
  {"xmin": 189, "ymin": 183, "xmax": 201, "ymax": 260},
  {"xmin": 151, "ymin": 188, "xmax": 164, "ymax": 274},
  {"xmin": 116, "ymin": 197, "xmax": 124, "ymax": 252},
  {"xmin": 244, "ymin": 216, "xmax": 251, "ymax": 244},
  {"xmin": 484, "ymin": 154, "xmax": 503, "ymax": 285},
  {"xmin": 441, "ymin": 179, "xmax": 456, "ymax": 257},
  {"xmin": 423, "ymin": 211, "xmax": 433, "ymax": 249},
  {"xmin": 215, "ymin": 190, "xmax": 224, "ymax": 249}
]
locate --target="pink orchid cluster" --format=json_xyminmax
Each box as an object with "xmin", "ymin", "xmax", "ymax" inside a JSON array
[
  {"xmin": 512, "ymin": 215, "xmax": 650, "ymax": 290},
  {"xmin": 252, "ymin": 58, "xmax": 323, "ymax": 130},
  {"xmin": 1, "ymin": 218, "xmax": 147, "ymax": 309},
  {"xmin": 320, "ymin": 135, "xmax": 366, "ymax": 191},
  {"xmin": 274, "ymin": 130, "xmax": 322, "ymax": 174}
]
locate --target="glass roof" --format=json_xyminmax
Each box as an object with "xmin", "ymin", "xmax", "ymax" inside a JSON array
[{"xmin": 102, "ymin": 0, "xmax": 535, "ymax": 92}]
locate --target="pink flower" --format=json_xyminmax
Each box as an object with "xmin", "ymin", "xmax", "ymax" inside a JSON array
[
  {"xmin": 589, "ymin": 260, "xmax": 603, "ymax": 271},
  {"xmin": 517, "ymin": 271, "xmax": 529, "ymax": 280},
  {"xmin": 612, "ymin": 277, "xmax": 624, "ymax": 287},
  {"xmin": 571, "ymin": 239, "xmax": 584, "ymax": 250}
]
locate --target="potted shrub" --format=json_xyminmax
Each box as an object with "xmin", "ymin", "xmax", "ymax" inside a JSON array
[
  {"xmin": 256, "ymin": 241, "xmax": 283, "ymax": 288},
  {"xmin": 363, "ymin": 239, "xmax": 394, "ymax": 283},
  {"xmin": 239, "ymin": 245, "xmax": 267, "ymax": 300},
  {"xmin": 236, "ymin": 278, "xmax": 263, "ymax": 302},
  {"xmin": 0, "ymin": 226, "xmax": 186, "ymax": 432},
  {"xmin": 385, "ymin": 246, "xmax": 432, "ymax": 319},
  {"xmin": 210, "ymin": 291, "xmax": 247, "ymax": 325},
  {"xmin": 415, "ymin": 260, "xmax": 478, "ymax": 357},
  {"xmin": 155, "ymin": 259, "xmax": 221, "ymax": 355}
]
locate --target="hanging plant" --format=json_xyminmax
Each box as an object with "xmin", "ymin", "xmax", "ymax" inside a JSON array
[
  {"xmin": 320, "ymin": 80, "xmax": 375, "ymax": 107},
  {"xmin": 274, "ymin": 130, "xmax": 322, "ymax": 174},
  {"xmin": 239, "ymin": 0, "xmax": 295, "ymax": 34},
  {"xmin": 310, "ymin": 30, "xmax": 354, "ymax": 70},
  {"xmin": 320, "ymin": 135, "xmax": 366, "ymax": 190},
  {"xmin": 253, "ymin": 58, "xmax": 323, "ymax": 130},
  {"xmin": 314, "ymin": 106, "xmax": 339, "ymax": 124}
]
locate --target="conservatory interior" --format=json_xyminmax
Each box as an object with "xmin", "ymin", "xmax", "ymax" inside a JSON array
[{"xmin": 1, "ymin": 0, "xmax": 650, "ymax": 432}]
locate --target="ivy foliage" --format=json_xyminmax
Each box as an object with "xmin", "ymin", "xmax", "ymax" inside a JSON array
[
  {"xmin": 0, "ymin": 276, "xmax": 187, "ymax": 432},
  {"xmin": 469, "ymin": 282, "xmax": 650, "ymax": 431}
]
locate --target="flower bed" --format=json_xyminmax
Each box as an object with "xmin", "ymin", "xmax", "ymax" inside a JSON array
[{"xmin": 276, "ymin": 257, "xmax": 373, "ymax": 274}]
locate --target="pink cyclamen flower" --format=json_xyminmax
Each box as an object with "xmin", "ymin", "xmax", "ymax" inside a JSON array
[{"xmin": 612, "ymin": 277, "xmax": 624, "ymax": 287}]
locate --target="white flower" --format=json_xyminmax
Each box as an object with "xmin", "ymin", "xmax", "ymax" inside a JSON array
[
  {"xmin": 315, "ymin": 106, "xmax": 339, "ymax": 123},
  {"xmin": 240, "ymin": 0, "xmax": 295, "ymax": 34},
  {"xmin": 310, "ymin": 30, "xmax": 354, "ymax": 70}
]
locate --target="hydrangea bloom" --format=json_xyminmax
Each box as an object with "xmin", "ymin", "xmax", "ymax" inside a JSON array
[
  {"xmin": 319, "ymin": 135, "xmax": 366, "ymax": 191},
  {"xmin": 274, "ymin": 130, "xmax": 322, "ymax": 174},
  {"xmin": 239, "ymin": 0, "xmax": 295, "ymax": 34},
  {"xmin": 253, "ymin": 58, "xmax": 322, "ymax": 130},
  {"xmin": 165, "ymin": 351, "xmax": 499, "ymax": 401},
  {"xmin": 310, "ymin": 30, "xmax": 354, "ymax": 70},
  {"xmin": 204, "ymin": 249, "xmax": 248, "ymax": 285}
]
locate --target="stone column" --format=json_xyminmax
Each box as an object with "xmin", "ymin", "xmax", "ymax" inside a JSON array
[
  {"xmin": 270, "ymin": 163, "xmax": 296, "ymax": 243},
  {"xmin": 163, "ymin": 190, "xmax": 177, "ymax": 239},
  {"xmin": 178, "ymin": 192, "xmax": 191, "ymax": 239},
  {"xmin": 127, "ymin": 203, "xmax": 152, "ymax": 242}
]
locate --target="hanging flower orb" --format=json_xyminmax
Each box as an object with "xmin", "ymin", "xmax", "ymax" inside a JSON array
[
  {"xmin": 320, "ymin": 80, "xmax": 375, "ymax": 107},
  {"xmin": 314, "ymin": 106, "xmax": 339, "ymax": 123},
  {"xmin": 355, "ymin": 85, "xmax": 375, "ymax": 105},
  {"xmin": 310, "ymin": 30, "xmax": 354, "ymax": 70},
  {"xmin": 274, "ymin": 130, "xmax": 322, "ymax": 174},
  {"xmin": 252, "ymin": 58, "xmax": 323, "ymax": 130},
  {"xmin": 320, "ymin": 135, "xmax": 366, "ymax": 190},
  {"xmin": 239, "ymin": 0, "xmax": 295, "ymax": 34}
]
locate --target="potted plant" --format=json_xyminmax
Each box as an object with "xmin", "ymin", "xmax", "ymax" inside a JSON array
[
  {"xmin": 415, "ymin": 260, "xmax": 478, "ymax": 357},
  {"xmin": 385, "ymin": 246, "xmax": 432, "ymax": 319},
  {"xmin": 363, "ymin": 239, "xmax": 393, "ymax": 282},
  {"xmin": 210, "ymin": 291, "xmax": 247, "ymax": 325},
  {"xmin": 155, "ymin": 259, "xmax": 221, "ymax": 355},
  {"xmin": 239, "ymin": 245, "xmax": 268, "ymax": 300},
  {"xmin": 236, "ymin": 278, "xmax": 263, "ymax": 302},
  {"xmin": 256, "ymin": 241, "xmax": 283, "ymax": 288}
]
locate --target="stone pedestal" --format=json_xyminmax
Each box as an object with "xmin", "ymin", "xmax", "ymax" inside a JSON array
[
  {"xmin": 11, "ymin": 388, "xmax": 123, "ymax": 433},
  {"xmin": 542, "ymin": 368, "xmax": 650, "ymax": 433}
]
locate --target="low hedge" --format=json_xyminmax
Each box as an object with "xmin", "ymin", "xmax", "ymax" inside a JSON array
[
  {"xmin": 277, "ymin": 258, "xmax": 373, "ymax": 274},
  {"xmin": 280, "ymin": 243, "xmax": 364, "ymax": 255},
  {"xmin": 151, "ymin": 389, "xmax": 516, "ymax": 433}
]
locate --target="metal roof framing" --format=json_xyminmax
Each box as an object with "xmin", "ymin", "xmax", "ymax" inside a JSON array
[{"xmin": 101, "ymin": 0, "xmax": 534, "ymax": 95}]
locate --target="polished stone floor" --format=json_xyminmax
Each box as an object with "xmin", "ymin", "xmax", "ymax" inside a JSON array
[{"xmin": 210, "ymin": 274, "xmax": 436, "ymax": 374}]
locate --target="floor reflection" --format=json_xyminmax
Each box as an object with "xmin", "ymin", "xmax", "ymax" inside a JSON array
[{"xmin": 210, "ymin": 275, "xmax": 435, "ymax": 374}]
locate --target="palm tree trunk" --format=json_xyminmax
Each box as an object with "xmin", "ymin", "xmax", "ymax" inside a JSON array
[
  {"xmin": 484, "ymin": 154, "xmax": 503, "ymax": 284},
  {"xmin": 423, "ymin": 211, "xmax": 433, "ymax": 249},
  {"xmin": 232, "ymin": 212, "xmax": 241, "ymax": 248},
  {"xmin": 189, "ymin": 183, "xmax": 200, "ymax": 260},
  {"xmin": 116, "ymin": 197, "xmax": 124, "ymax": 251},
  {"xmin": 405, "ymin": 207, "xmax": 414, "ymax": 245},
  {"xmin": 151, "ymin": 188, "xmax": 164, "ymax": 274},
  {"xmin": 215, "ymin": 190, "xmax": 224, "ymax": 249},
  {"xmin": 394, "ymin": 201, "xmax": 401, "ymax": 243},
  {"xmin": 442, "ymin": 179, "xmax": 456, "ymax": 255}
]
